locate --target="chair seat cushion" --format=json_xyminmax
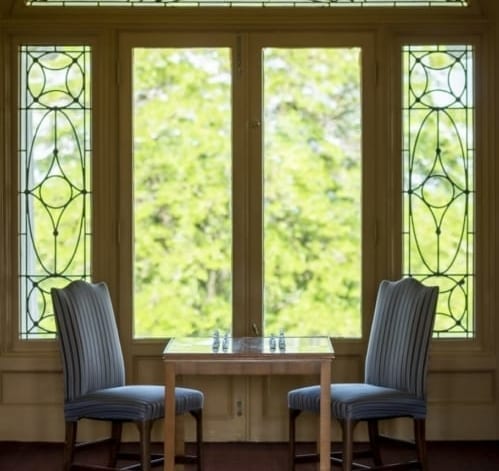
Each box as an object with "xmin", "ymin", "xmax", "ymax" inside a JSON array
[
  {"xmin": 288, "ymin": 383, "xmax": 426, "ymax": 421},
  {"xmin": 65, "ymin": 385, "xmax": 203, "ymax": 422}
]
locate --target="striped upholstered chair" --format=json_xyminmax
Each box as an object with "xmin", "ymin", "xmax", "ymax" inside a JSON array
[
  {"xmin": 288, "ymin": 278, "xmax": 438, "ymax": 471},
  {"xmin": 52, "ymin": 280, "xmax": 204, "ymax": 471}
]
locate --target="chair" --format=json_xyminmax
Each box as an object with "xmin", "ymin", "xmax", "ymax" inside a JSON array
[
  {"xmin": 288, "ymin": 277, "xmax": 439, "ymax": 471},
  {"xmin": 51, "ymin": 280, "xmax": 204, "ymax": 471}
]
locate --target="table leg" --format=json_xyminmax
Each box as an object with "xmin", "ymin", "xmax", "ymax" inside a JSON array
[
  {"xmin": 164, "ymin": 362, "xmax": 176, "ymax": 471},
  {"xmin": 319, "ymin": 360, "xmax": 332, "ymax": 471},
  {"xmin": 175, "ymin": 416, "xmax": 185, "ymax": 471}
]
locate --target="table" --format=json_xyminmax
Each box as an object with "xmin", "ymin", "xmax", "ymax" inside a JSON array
[{"xmin": 162, "ymin": 336, "xmax": 335, "ymax": 471}]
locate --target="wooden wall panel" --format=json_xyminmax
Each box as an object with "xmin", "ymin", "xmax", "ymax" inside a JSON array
[
  {"xmin": 1, "ymin": 371, "xmax": 63, "ymax": 405},
  {"xmin": 427, "ymin": 371, "xmax": 495, "ymax": 404}
]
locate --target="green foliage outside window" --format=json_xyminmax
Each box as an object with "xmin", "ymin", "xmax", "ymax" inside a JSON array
[
  {"xmin": 263, "ymin": 48, "xmax": 361, "ymax": 337},
  {"xmin": 133, "ymin": 47, "xmax": 362, "ymax": 338},
  {"xmin": 133, "ymin": 48, "xmax": 233, "ymax": 337}
]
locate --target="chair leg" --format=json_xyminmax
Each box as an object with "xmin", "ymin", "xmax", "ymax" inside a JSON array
[
  {"xmin": 288, "ymin": 409, "xmax": 301, "ymax": 471},
  {"xmin": 108, "ymin": 421, "xmax": 122, "ymax": 468},
  {"xmin": 63, "ymin": 421, "xmax": 77, "ymax": 471},
  {"xmin": 190, "ymin": 409, "xmax": 203, "ymax": 471},
  {"xmin": 367, "ymin": 419, "xmax": 382, "ymax": 466},
  {"xmin": 341, "ymin": 419, "xmax": 356, "ymax": 471},
  {"xmin": 414, "ymin": 418, "xmax": 428, "ymax": 471},
  {"xmin": 137, "ymin": 420, "xmax": 153, "ymax": 471}
]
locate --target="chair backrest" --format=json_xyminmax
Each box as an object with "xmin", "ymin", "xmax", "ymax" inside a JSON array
[
  {"xmin": 364, "ymin": 278, "xmax": 438, "ymax": 398},
  {"xmin": 51, "ymin": 280, "xmax": 126, "ymax": 401}
]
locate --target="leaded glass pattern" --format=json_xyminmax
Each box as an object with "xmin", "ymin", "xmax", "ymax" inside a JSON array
[
  {"xmin": 26, "ymin": 0, "xmax": 468, "ymax": 8},
  {"xmin": 19, "ymin": 45, "xmax": 92, "ymax": 339},
  {"xmin": 402, "ymin": 44, "xmax": 474, "ymax": 338}
]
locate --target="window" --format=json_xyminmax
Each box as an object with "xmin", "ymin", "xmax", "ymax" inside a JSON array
[
  {"xmin": 402, "ymin": 44, "xmax": 475, "ymax": 338},
  {"xmin": 262, "ymin": 47, "xmax": 362, "ymax": 337},
  {"xmin": 127, "ymin": 36, "xmax": 366, "ymax": 339},
  {"xmin": 18, "ymin": 45, "xmax": 92, "ymax": 339},
  {"xmin": 132, "ymin": 47, "xmax": 232, "ymax": 338},
  {"xmin": 26, "ymin": 0, "xmax": 469, "ymax": 7},
  {"xmin": 13, "ymin": 34, "xmax": 479, "ymax": 342}
]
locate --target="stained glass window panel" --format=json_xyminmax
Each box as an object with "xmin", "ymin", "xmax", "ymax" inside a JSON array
[
  {"xmin": 26, "ymin": 0, "xmax": 468, "ymax": 8},
  {"xmin": 402, "ymin": 44, "xmax": 474, "ymax": 338},
  {"xmin": 19, "ymin": 45, "xmax": 92, "ymax": 339}
]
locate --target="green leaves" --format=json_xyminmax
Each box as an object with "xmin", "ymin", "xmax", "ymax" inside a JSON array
[{"xmin": 133, "ymin": 46, "xmax": 362, "ymax": 338}]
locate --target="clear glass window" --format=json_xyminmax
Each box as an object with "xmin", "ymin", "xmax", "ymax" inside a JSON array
[
  {"xmin": 263, "ymin": 47, "xmax": 362, "ymax": 337},
  {"xmin": 132, "ymin": 48, "xmax": 232, "ymax": 338}
]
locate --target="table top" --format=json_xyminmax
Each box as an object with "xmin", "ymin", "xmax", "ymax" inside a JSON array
[{"xmin": 163, "ymin": 336, "xmax": 334, "ymax": 359}]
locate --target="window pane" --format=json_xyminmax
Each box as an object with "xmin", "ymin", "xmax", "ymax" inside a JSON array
[
  {"xmin": 263, "ymin": 47, "xmax": 362, "ymax": 338},
  {"xmin": 19, "ymin": 45, "xmax": 92, "ymax": 339},
  {"xmin": 402, "ymin": 44, "xmax": 474, "ymax": 338},
  {"xmin": 27, "ymin": 0, "xmax": 469, "ymax": 7},
  {"xmin": 133, "ymin": 48, "xmax": 232, "ymax": 338}
]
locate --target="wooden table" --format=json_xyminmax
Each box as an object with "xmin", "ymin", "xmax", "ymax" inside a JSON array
[{"xmin": 163, "ymin": 336, "xmax": 335, "ymax": 471}]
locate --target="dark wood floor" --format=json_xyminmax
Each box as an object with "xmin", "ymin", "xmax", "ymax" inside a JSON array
[{"xmin": 1, "ymin": 440, "xmax": 499, "ymax": 470}]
